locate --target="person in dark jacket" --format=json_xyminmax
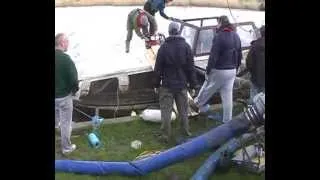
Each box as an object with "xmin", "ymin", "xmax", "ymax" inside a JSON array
[
  {"xmin": 126, "ymin": 8, "xmax": 158, "ymax": 53},
  {"xmin": 55, "ymin": 33, "xmax": 79, "ymax": 154},
  {"xmin": 245, "ymin": 26, "xmax": 265, "ymax": 99},
  {"xmin": 154, "ymin": 21, "xmax": 198, "ymax": 141},
  {"xmin": 144, "ymin": 0, "xmax": 174, "ymax": 20},
  {"xmin": 192, "ymin": 15, "xmax": 242, "ymax": 123}
]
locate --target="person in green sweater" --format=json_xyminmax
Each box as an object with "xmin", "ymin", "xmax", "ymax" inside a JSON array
[
  {"xmin": 126, "ymin": 8, "xmax": 158, "ymax": 53},
  {"xmin": 55, "ymin": 33, "xmax": 79, "ymax": 154}
]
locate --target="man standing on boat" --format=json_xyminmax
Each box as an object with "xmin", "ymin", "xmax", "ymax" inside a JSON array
[
  {"xmin": 55, "ymin": 33, "xmax": 79, "ymax": 154},
  {"xmin": 154, "ymin": 22, "xmax": 198, "ymax": 142},
  {"xmin": 126, "ymin": 8, "xmax": 158, "ymax": 53},
  {"xmin": 143, "ymin": 0, "xmax": 174, "ymax": 20}
]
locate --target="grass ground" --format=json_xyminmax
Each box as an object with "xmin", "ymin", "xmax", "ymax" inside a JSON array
[{"xmin": 55, "ymin": 105, "xmax": 264, "ymax": 180}]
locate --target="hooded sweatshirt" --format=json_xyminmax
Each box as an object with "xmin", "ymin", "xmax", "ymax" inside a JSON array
[
  {"xmin": 206, "ymin": 24, "xmax": 242, "ymax": 73},
  {"xmin": 246, "ymin": 36, "xmax": 265, "ymax": 90}
]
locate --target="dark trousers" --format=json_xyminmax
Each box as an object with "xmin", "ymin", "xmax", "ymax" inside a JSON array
[{"xmin": 159, "ymin": 87, "xmax": 189, "ymax": 137}]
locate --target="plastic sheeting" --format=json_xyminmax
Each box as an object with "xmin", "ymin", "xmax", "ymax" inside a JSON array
[{"xmin": 55, "ymin": 6, "xmax": 265, "ymax": 80}]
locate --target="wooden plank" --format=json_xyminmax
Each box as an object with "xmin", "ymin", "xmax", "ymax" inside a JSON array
[{"xmin": 144, "ymin": 45, "xmax": 160, "ymax": 69}]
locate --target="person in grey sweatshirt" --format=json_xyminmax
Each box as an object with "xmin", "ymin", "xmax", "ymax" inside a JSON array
[{"xmin": 192, "ymin": 16, "xmax": 242, "ymax": 123}]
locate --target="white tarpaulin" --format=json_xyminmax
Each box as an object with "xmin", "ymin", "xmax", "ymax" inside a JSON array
[{"xmin": 55, "ymin": 6, "xmax": 265, "ymax": 80}]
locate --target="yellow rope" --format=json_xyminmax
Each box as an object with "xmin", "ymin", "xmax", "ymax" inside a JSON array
[{"xmin": 135, "ymin": 150, "xmax": 162, "ymax": 160}]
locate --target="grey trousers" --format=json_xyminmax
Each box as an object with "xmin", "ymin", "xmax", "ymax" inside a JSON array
[
  {"xmin": 55, "ymin": 94, "xmax": 74, "ymax": 151},
  {"xmin": 159, "ymin": 87, "xmax": 189, "ymax": 137},
  {"xmin": 194, "ymin": 69, "xmax": 236, "ymax": 123}
]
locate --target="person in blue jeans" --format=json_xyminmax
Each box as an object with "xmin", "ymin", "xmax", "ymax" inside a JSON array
[{"xmin": 192, "ymin": 16, "xmax": 242, "ymax": 123}]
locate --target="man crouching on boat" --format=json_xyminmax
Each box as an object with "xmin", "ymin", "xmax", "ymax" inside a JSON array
[
  {"xmin": 154, "ymin": 22, "xmax": 199, "ymax": 142},
  {"xmin": 55, "ymin": 33, "xmax": 79, "ymax": 154},
  {"xmin": 125, "ymin": 8, "xmax": 158, "ymax": 53}
]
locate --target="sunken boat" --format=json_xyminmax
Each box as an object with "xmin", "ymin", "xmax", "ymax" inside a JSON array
[{"xmin": 73, "ymin": 16, "xmax": 260, "ymax": 121}]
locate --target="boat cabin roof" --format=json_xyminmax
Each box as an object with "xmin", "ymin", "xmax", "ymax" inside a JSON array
[{"xmin": 173, "ymin": 16, "xmax": 260, "ymax": 57}]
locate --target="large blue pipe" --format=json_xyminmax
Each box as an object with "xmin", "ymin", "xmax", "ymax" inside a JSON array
[
  {"xmin": 56, "ymin": 114, "xmax": 252, "ymax": 175},
  {"xmin": 191, "ymin": 133, "xmax": 257, "ymax": 180}
]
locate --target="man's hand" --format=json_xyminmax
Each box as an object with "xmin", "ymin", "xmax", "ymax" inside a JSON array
[
  {"xmin": 205, "ymin": 69, "xmax": 211, "ymax": 81},
  {"xmin": 205, "ymin": 73, "xmax": 209, "ymax": 81},
  {"xmin": 236, "ymin": 68, "xmax": 249, "ymax": 77},
  {"xmin": 144, "ymin": 37, "xmax": 150, "ymax": 41},
  {"xmin": 71, "ymin": 85, "xmax": 79, "ymax": 96},
  {"xmin": 192, "ymin": 86, "xmax": 201, "ymax": 98},
  {"xmin": 145, "ymin": 41, "xmax": 152, "ymax": 49},
  {"xmin": 154, "ymin": 88, "xmax": 159, "ymax": 94},
  {"xmin": 190, "ymin": 89, "xmax": 197, "ymax": 98},
  {"xmin": 169, "ymin": 17, "xmax": 179, "ymax": 21},
  {"xmin": 189, "ymin": 84, "xmax": 201, "ymax": 98}
]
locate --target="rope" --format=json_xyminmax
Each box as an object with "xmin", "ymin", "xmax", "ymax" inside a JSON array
[
  {"xmin": 74, "ymin": 106, "xmax": 92, "ymax": 120},
  {"xmin": 114, "ymin": 82, "xmax": 120, "ymax": 120},
  {"xmin": 91, "ymin": 80, "xmax": 112, "ymax": 95},
  {"xmin": 74, "ymin": 106, "xmax": 104, "ymax": 148},
  {"xmin": 237, "ymin": 126, "xmax": 265, "ymax": 172},
  {"xmin": 95, "ymin": 80, "xmax": 120, "ymax": 141},
  {"xmin": 88, "ymin": 83, "xmax": 119, "ymax": 150},
  {"xmin": 74, "ymin": 79, "xmax": 121, "ymax": 148},
  {"xmin": 255, "ymin": 131, "xmax": 265, "ymax": 169},
  {"xmin": 226, "ymin": 0, "xmax": 253, "ymax": 33},
  {"xmin": 256, "ymin": 144, "xmax": 262, "ymax": 171},
  {"xmin": 135, "ymin": 150, "xmax": 162, "ymax": 160},
  {"xmin": 239, "ymin": 137, "xmax": 253, "ymax": 164}
]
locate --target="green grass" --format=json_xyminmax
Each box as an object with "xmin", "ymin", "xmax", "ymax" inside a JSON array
[{"xmin": 55, "ymin": 105, "xmax": 263, "ymax": 180}]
